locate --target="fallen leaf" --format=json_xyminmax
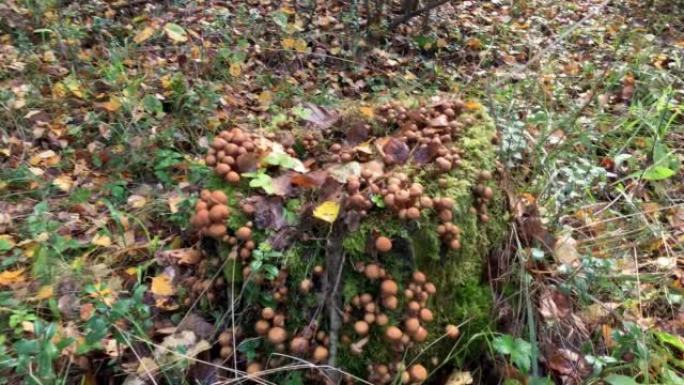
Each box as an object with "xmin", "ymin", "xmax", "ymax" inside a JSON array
[
  {"xmin": 313, "ymin": 200, "xmax": 340, "ymax": 223},
  {"xmin": 134, "ymin": 26, "xmax": 156, "ymax": 44},
  {"xmin": 302, "ymin": 103, "xmax": 340, "ymax": 129},
  {"xmin": 53, "ymin": 174, "xmax": 73, "ymax": 192},
  {"xmin": 294, "ymin": 38, "xmax": 308, "ymax": 53},
  {"xmin": 151, "ymin": 274, "xmax": 176, "ymax": 296},
  {"xmin": 359, "ymin": 106, "xmax": 374, "ymax": 119},
  {"xmin": 380, "ymin": 137, "xmax": 410, "ymax": 164},
  {"xmin": 34, "ymin": 285, "xmax": 54, "ymax": 300},
  {"xmin": 0, "ymin": 268, "xmax": 26, "ymax": 286},
  {"xmin": 136, "ymin": 357, "xmax": 159, "ymax": 375},
  {"xmin": 554, "ymin": 234, "xmax": 579, "ymax": 264},
  {"xmin": 229, "ymin": 63, "xmax": 242, "ymax": 77},
  {"xmin": 127, "ymin": 194, "xmax": 147, "ymax": 209},
  {"xmin": 446, "ymin": 371, "xmax": 473, "ymax": 385},
  {"xmin": 281, "ymin": 37, "xmax": 295, "ymax": 49},
  {"xmin": 92, "ymin": 234, "xmax": 112, "ymax": 247},
  {"xmin": 167, "ymin": 194, "xmax": 182, "ymax": 214},
  {"xmin": 163, "ymin": 23, "xmax": 188, "ymax": 43}
]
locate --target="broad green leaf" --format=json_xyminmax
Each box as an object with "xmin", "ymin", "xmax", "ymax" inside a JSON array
[
  {"xmin": 163, "ymin": 23, "xmax": 188, "ymax": 43},
  {"xmin": 655, "ymin": 331, "xmax": 684, "ymax": 352},
  {"xmin": 247, "ymin": 172, "xmax": 275, "ymax": 195},
  {"xmin": 642, "ymin": 165, "xmax": 675, "ymax": 181},
  {"xmin": 493, "ymin": 335, "xmax": 515, "ymax": 355},
  {"xmin": 262, "ymin": 151, "xmax": 307, "ymax": 173},
  {"xmin": 604, "ymin": 374, "xmax": 640, "ymax": 385}
]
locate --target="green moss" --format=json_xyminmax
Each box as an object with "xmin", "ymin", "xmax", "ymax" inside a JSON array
[{"xmin": 335, "ymin": 107, "xmax": 507, "ymax": 374}]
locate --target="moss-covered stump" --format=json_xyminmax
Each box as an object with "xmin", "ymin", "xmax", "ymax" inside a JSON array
[{"xmin": 189, "ymin": 96, "xmax": 506, "ymax": 384}]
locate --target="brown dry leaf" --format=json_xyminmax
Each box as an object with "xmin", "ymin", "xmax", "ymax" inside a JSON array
[
  {"xmin": 302, "ymin": 103, "xmax": 340, "ymax": 129},
  {"xmin": 554, "ymin": 234, "xmax": 579, "ymax": 264},
  {"xmin": 161, "ymin": 248, "xmax": 202, "ymax": 265},
  {"xmin": 0, "ymin": 268, "xmax": 26, "ymax": 286},
  {"xmin": 380, "ymin": 137, "xmax": 409, "ymax": 164},
  {"xmin": 539, "ymin": 289, "xmax": 572, "ymax": 321},
  {"xmin": 151, "ymin": 274, "xmax": 175, "ymax": 296}
]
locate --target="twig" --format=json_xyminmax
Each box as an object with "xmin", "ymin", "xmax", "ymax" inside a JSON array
[
  {"xmin": 323, "ymin": 221, "xmax": 347, "ymax": 384},
  {"xmin": 388, "ymin": 0, "xmax": 452, "ymax": 30}
]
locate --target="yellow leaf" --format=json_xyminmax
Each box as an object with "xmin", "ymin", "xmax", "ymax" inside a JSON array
[
  {"xmin": 229, "ymin": 63, "xmax": 242, "ymax": 77},
  {"xmin": 52, "ymin": 82, "xmax": 66, "ymax": 98},
  {"xmin": 464, "ymin": 100, "xmax": 482, "ymax": 111},
  {"xmin": 168, "ymin": 195, "xmax": 182, "ymax": 214},
  {"xmin": 136, "ymin": 357, "xmax": 160, "ymax": 375},
  {"xmin": 99, "ymin": 97, "xmax": 121, "ymax": 112},
  {"xmin": 92, "ymin": 234, "xmax": 112, "ymax": 247},
  {"xmin": 313, "ymin": 200, "xmax": 340, "ymax": 223},
  {"xmin": 151, "ymin": 274, "xmax": 176, "ymax": 296},
  {"xmin": 64, "ymin": 78, "xmax": 84, "ymax": 98},
  {"xmin": 53, "ymin": 174, "xmax": 73, "ymax": 192},
  {"xmin": 294, "ymin": 38, "xmax": 308, "ymax": 53},
  {"xmin": 34, "ymin": 285, "xmax": 54, "ymax": 300},
  {"xmin": 125, "ymin": 267, "xmax": 138, "ymax": 276},
  {"xmin": 258, "ymin": 90, "xmax": 273, "ymax": 105},
  {"xmin": 127, "ymin": 194, "xmax": 147, "ymax": 208},
  {"xmin": 134, "ymin": 26, "xmax": 156, "ymax": 44},
  {"xmin": 163, "ymin": 22, "xmax": 188, "ymax": 43},
  {"xmin": 436, "ymin": 38, "xmax": 448, "ymax": 48},
  {"xmin": 359, "ymin": 106, "xmax": 375, "ymax": 119},
  {"xmin": 0, "ymin": 268, "xmax": 26, "ymax": 286},
  {"xmin": 281, "ymin": 37, "xmax": 295, "ymax": 49}
]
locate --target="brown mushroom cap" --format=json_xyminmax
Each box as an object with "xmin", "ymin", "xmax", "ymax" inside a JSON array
[
  {"xmin": 412, "ymin": 271, "xmax": 427, "ymax": 284},
  {"xmin": 289, "ymin": 336, "xmax": 310, "ymax": 354},
  {"xmin": 210, "ymin": 190, "xmax": 228, "ymax": 205},
  {"xmin": 312, "ymin": 346, "xmax": 329, "ymax": 363},
  {"xmin": 246, "ymin": 362, "xmax": 263, "ymax": 375},
  {"xmin": 364, "ymin": 264, "xmax": 381, "ymax": 280},
  {"xmin": 219, "ymin": 345, "xmax": 233, "ymax": 359},
  {"xmin": 207, "ymin": 223, "xmax": 227, "ymax": 238},
  {"xmin": 413, "ymin": 326, "xmax": 428, "ymax": 342},
  {"xmin": 385, "ymin": 326, "xmax": 403, "ymax": 341},
  {"xmin": 354, "ymin": 320, "xmax": 370, "ymax": 336},
  {"xmin": 375, "ymin": 236, "xmax": 392, "ymax": 253},
  {"xmin": 419, "ymin": 308, "xmax": 434, "ymax": 322},
  {"xmin": 376, "ymin": 313, "xmax": 389, "ymax": 326},
  {"xmin": 409, "ymin": 364, "xmax": 428, "ymax": 382},
  {"xmin": 255, "ymin": 320, "xmax": 270, "ymax": 335},
  {"xmin": 267, "ymin": 326, "xmax": 288, "ymax": 344},
  {"xmin": 218, "ymin": 331, "xmax": 232, "ymax": 346},
  {"xmin": 209, "ymin": 204, "xmax": 230, "ymax": 222},
  {"xmin": 261, "ymin": 307, "xmax": 275, "ymax": 320},
  {"xmin": 235, "ymin": 226, "xmax": 252, "ymax": 240},
  {"xmin": 405, "ymin": 318, "xmax": 420, "ymax": 334},
  {"xmin": 445, "ymin": 324, "xmax": 460, "ymax": 339},
  {"xmin": 380, "ymin": 280, "xmax": 398, "ymax": 296},
  {"xmin": 194, "ymin": 210, "xmax": 210, "ymax": 227}
]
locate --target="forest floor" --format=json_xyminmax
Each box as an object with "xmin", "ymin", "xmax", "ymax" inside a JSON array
[{"xmin": 0, "ymin": 0, "xmax": 682, "ymax": 385}]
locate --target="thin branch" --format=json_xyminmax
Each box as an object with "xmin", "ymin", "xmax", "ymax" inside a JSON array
[{"xmin": 388, "ymin": 0, "xmax": 452, "ymax": 30}]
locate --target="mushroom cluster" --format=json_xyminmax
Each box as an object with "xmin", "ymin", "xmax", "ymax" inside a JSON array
[
  {"xmin": 205, "ymin": 128, "xmax": 261, "ymax": 184},
  {"xmin": 472, "ymin": 170, "xmax": 495, "ymax": 222},
  {"xmin": 376, "ymin": 98, "xmax": 467, "ymax": 172},
  {"xmin": 191, "ymin": 190, "xmax": 230, "ymax": 238}
]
